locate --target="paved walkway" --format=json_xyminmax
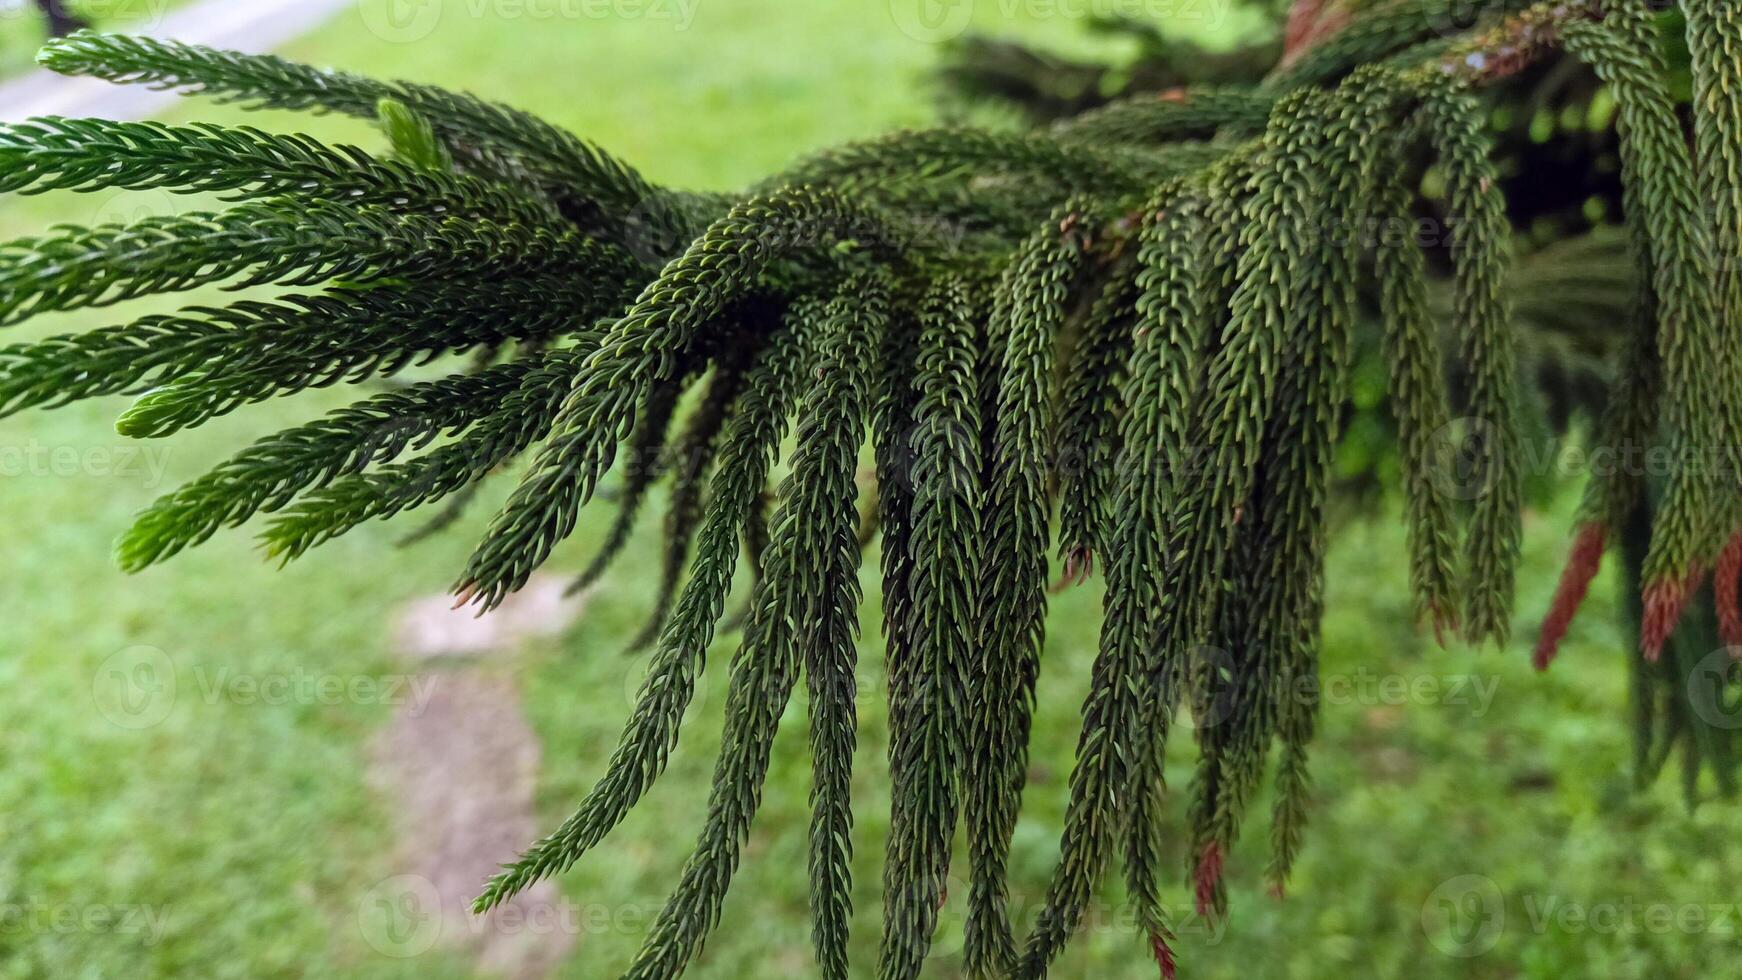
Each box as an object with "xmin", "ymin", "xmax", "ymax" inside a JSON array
[{"xmin": 0, "ymin": 0, "xmax": 355, "ymax": 122}]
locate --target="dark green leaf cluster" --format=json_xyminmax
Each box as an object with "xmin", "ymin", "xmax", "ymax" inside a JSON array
[{"xmin": 5, "ymin": 2, "xmax": 1742, "ymax": 975}]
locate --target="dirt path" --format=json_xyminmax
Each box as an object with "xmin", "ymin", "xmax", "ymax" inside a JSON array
[
  {"xmin": 362, "ymin": 576, "xmax": 589, "ymax": 979},
  {"xmin": 0, "ymin": 0, "xmax": 355, "ymax": 122}
]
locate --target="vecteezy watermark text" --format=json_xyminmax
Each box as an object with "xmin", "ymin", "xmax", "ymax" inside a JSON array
[
  {"xmin": 0, "ymin": 900, "xmax": 173, "ymax": 947},
  {"xmin": 92, "ymin": 646, "xmax": 441, "ymax": 730},
  {"xmin": 890, "ymin": 0, "xmax": 1230, "ymax": 43},
  {"xmin": 1423, "ymin": 874, "xmax": 1742, "ymax": 957},
  {"xmin": 0, "ymin": 441, "xmax": 172, "ymax": 488},
  {"xmin": 358, "ymin": 0, "xmax": 701, "ymax": 43}
]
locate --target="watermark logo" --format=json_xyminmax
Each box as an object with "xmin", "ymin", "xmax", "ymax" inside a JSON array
[
  {"xmin": 358, "ymin": 0, "xmax": 444, "ymax": 43},
  {"xmin": 1686, "ymin": 647, "xmax": 1742, "ymax": 730},
  {"xmin": 357, "ymin": 874, "xmax": 444, "ymax": 957},
  {"xmin": 92, "ymin": 645, "xmax": 177, "ymax": 731},
  {"xmin": 1179, "ymin": 663, "xmax": 1500, "ymax": 732},
  {"xmin": 1421, "ymin": 877, "xmax": 1742, "ymax": 954},
  {"xmin": 1423, "ymin": 0, "xmax": 1489, "ymax": 39},
  {"xmin": 1427, "ymin": 416, "xmax": 1502, "ymax": 502},
  {"xmin": 89, "ymin": 188, "xmax": 179, "ymax": 229},
  {"xmin": 91, "ymin": 650, "xmax": 442, "ymax": 730},
  {"xmin": 1422, "ymin": 874, "xmax": 1505, "ymax": 957},
  {"xmin": 890, "ymin": 0, "xmax": 974, "ymax": 43},
  {"xmin": 621, "ymin": 191, "xmax": 694, "ymax": 266},
  {"xmin": 1176, "ymin": 644, "xmax": 1241, "ymax": 732}
]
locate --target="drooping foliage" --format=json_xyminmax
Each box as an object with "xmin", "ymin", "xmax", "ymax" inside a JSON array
[{"xmin": 4, "ymin": 1, "xmax": 1742, "ymax": 976}]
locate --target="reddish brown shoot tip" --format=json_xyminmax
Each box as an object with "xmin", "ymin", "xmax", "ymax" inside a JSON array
[
  {"xmin": 1193, "ymin": 841, "xmax": 1224, "ymax": 920},
  {"xmin": 1715, "ymin": 530, "xmax": 1742, "ymax": 649},
  {"xmin": 1534, "ymin": 523, "xmax": 1606, "ymax": 672},
  {"xmin": 1281, "ymin": 0, "xmax": 1349, "ymax": 67},
  {"xmin": 1284, "ymin": 0, "xmax": 1326, "ymax": 54},
  {"xmin": 1151, "ymin": 932, "xmax": 1177, "ymax": 980},
  {"xmin": 1641, "ymin": 565, "xmax": 1705, "ymax": 663}
]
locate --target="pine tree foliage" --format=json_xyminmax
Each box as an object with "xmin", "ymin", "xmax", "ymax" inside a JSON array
[
  {"xmin": 965, "ymin": 201, "xmax": 1086, "ymax": 978},
  {"xmin": 881, "ymin": 275, "xmax": 981, "ymax": 980},
  {"xmin": 6, "ymin": 1, "xmax": 1742, "ymax": 974},
  {"xmin": 622, "ymin": 347, "xmax": 750, "ymax": 648}
]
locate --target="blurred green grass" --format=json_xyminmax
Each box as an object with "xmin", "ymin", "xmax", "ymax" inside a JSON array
[
  {"xmin": 0, "ymin": 1, "xmax": 1739, "ymax": 977},
  {"xmin": 0, "ymin": 0, "xmax": 196, "ymax": 75}
]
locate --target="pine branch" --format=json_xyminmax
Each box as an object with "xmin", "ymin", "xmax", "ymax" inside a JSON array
[
  {"xmin": 1412, "ymin": 77, "xmax": 1525, "ymax": 647},
  {"xmin": 964, "ymin": 202, "xmax": 1088, "ymax": 979},
  {"xmin": 625, "ymin": 353, "xmax": 748, "ymax": 648},
  {"xmin": 769, "ymin": 127, "xmax": 1229, "ymax": 196},
  {"xmin": 622, "ymin": 275, "xmax": 881, "ymax": 979},
  {"xmin": 1055, "ymin": 258, "xmax": 1135, "ymax": 576},
  {"xmin": 1683, "ymin": 0, "xmax": 1742, "ymax": 646},
  {"xmin": 0, "ymin": 200, "xmax": 639, "ymax": 326},
  {"xmin": 1051, "ymin": 86, "xmax": 1273, "ymax": 144},
  {"xmin": 567, "ymin": 377, "xmax": 690, "ymax": 595},
  {"xmin": 36, "ymin": 31, "xmax": 662, "ymax": 222},
  {"xmin": 103, "ymin": 277, "xmax": 630, "ymax": 439},
  {"xmin": 1253, "ymin": 69, "xmax": 1398, "ymax": 894},
  {"xmin": 1564, "ymin": 3, "xmax": 1710, "ymax": 657},
  {"xmin": 802, "ymin": 281, "xmax": 881, "ymax": 979},
  {"xmin": 1371, "ymin": 159, "xmax": 1461, "ymax": 636},
  {"xmin": 116, "ymin": 362, "xmax": 541, "ymax": 570},
  {"xmin": 1109, "ymin": 178, "xmax": 1210, "ymax": 967},
  {"xmin": 0, "ymin": 116, "xmax": 551, "ymax": 222},
  {"xmin": 474, "ymin": 319, "xmax": 811, "ymax": 911},
  {"xmin": 0, "ymin": 277, "xmax": 613, "ymax": 420},
  {"xmin": 260, "ymin": 345, "xmax": 604, "ymax": 561},
  {"xmin": 0, "ymin": 9, "xmax": 1733, "ymax": 975},
  {"xmin": 878, "ymin": 275, "xmax": 981, "ymax": 980},
  {"xmin": 457, "ymin": 188, "xmax": 910, "ymax": 610},
  {"xmin": 1020, "ymin": 87, "xmax": 1327, "ymax": 973}
]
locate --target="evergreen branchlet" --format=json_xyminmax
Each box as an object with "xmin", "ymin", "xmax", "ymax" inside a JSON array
[
  {"xmin": 879, "ymin": 276, "xmax": 982, "ymax": 980},
  {"xmin": 5, "ymin": 3, "xmax": 1742, "ymax": 974}
]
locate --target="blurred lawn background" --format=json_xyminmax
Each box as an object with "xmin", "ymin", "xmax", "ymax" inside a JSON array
[
  {"xmin": 0, "ymin": 1, "xmax": 196, "ymax": 75},
  {"xmin": 0, "ymin": 1, "xmax": 1738, "ymax": 977}
]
